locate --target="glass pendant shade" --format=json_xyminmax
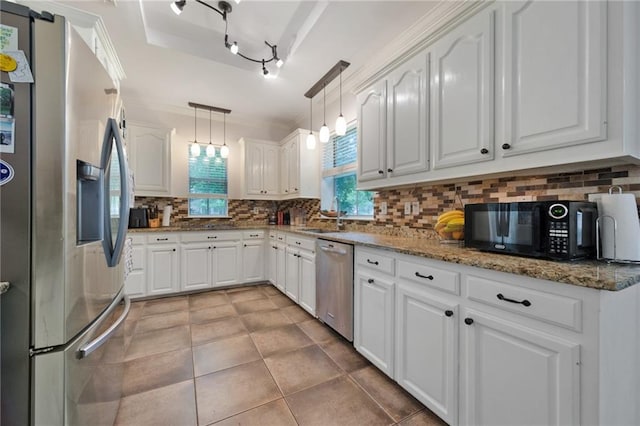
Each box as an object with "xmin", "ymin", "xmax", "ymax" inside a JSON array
[
  {"xmin": 335, "ymin": 114, "xmax": 347, "ymax": 136},
  {"xmin": 220, "ymin": 144, "xmax": 230, "ymax": 158},
  {"xmin": 306, "ymin": 132, "xmax": 316, "ymax": 150},
  {"xmin": 319, "ymin": 124, "xmax": 330, "ymax": 143},
  {"xmin": 206, "ymin": 144, "xmax": 216, "ymax": 157},
  {"xmin": 190, "ymin": 142, "xmax": 201, "ymax": 157}
]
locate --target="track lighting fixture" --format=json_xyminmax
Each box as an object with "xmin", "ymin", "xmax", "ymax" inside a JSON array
[
  {"xmin": 188, "ymin": 102, "xmax": 231, "ymax": 158},
  {"xmin": 190, "ymin": 105, "xmax": 201, "ymax": 157},
  {"xmin": 319, "ymin": 84, "xmax": 330, "ymax": 143},
  {"xmin": 172, "ymin": 0, "xmax": 283, "ymax": 76}
]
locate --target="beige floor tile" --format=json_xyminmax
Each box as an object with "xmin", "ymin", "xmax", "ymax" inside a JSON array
[
  {"xmin": 126, "ymin": 301, "xmax": 145, "ymax": 322},
  {"xmin": 280, "ymin": 304, "xmax": 314, "ymax": 323},
  {"xmin": 191, "ymin": 316, "xmax": 247, "ymax": 346},
  {"xmin": 297, "ymin": 319, "xmax": 340, "ymax": 344},
  {"xmin": 125, "ymin": 325, "xmax": 191, "ymax": 361},
  {"xmin": 195, "ymin": 360, "xmax": 281, "ymax": 425},
  {"xmin": 264, "ymin": 345, "xmax": 343, "ymax": 395},
  {"xmin": 189, "ymin": 291, "xmax": 230, "ymax": 311},
  {"xmin": 251, "ymin": 324, "xmax": 314, "ymax": 358},
  {"xmin": 190, "ymin": 304, "xmax": 237, "ymax": 324},
  {"xmin": 115, "ymin": 380, "xmax": 196, "ymax": 426},
  {"xmin": 133, "ymin": 310, "xmax": 189, "ymax": 335},
  {"xmin": 193, "ymin": 334, "xmax": 261, "ymax": 377},
  {"xmin": 269, "ymin": 293, "xmax": 296, "ymax": 308},
  {"xmin": 122, "ymin": 348, "xmax": 193, "ymax": 397},
  {"xmin": 241, "ymin": 309, "xmax": 293, "ymax": 332},
  {"xmin": 397, "ymin": 409, "xmax": 448, "ymax": 426},
  {"xmin": 233, "ymin": 297, "xmax": 278, "ymax": 314},
  {"xmin": 263, "ymin": 285, "xmax": 282, "ymax": 296},
  {"xmin": 286, "ymin": 375, "xmax": 393, "ymax": 426},
  {"xmin": 228, "ymin": 288, "xmax": 267, "ymax": 303},
  {"xmin": 225, "ymin": 285, "xmax": 259, "ymax": 294},
  {"xmin": 141, "ymin": 296, "xmax": 189, "ymax": 317},
  {"xmin": 351, "ymin": 365, "xmax": 424, "ymax": 422},
  {"xmin": 212, "ymin": 398, "xmax": 297, "ymax": 426},
  {"xmin": 320, "ymin": 339, "xmax": 370, "ymax": 373}
]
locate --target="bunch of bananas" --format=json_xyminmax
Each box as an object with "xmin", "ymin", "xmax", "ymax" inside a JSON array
[{"xmin": 435, "ymin": 210, "xmax": 465, "ymax": 240}]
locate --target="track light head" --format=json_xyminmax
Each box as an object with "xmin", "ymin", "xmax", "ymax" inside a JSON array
[
  {"xmin": 171, "ymin": 0, "xmax": 186, "ymax": 15},
  {"xmin": 230, "ymin": 42, "xmax": 239, "ymax": 55},
  {"xmin": 276, "ymin": 58, "xmax": 284, "ymax": 68}
]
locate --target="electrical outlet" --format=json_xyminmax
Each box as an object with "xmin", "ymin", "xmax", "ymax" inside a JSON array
[
  {"xmin": 380, "ymin": 201, "xmax": 388, "ymax": 215},
  {"xmin": 412, "ymin": 201, "xmax": 420, "ymax": 215},
  {"xmin": 404, "ymin": 201, "xmax": 412, "ymax": 215}
]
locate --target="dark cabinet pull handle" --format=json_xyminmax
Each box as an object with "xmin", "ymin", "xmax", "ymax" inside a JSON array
[
  {"xmin": 387, "ymin": 168, "xmax": 393, "ymax": 173},
  {"xmin": 272, "ymin": 245, "xmax": 277, "ymax": 249},
  {"xmin": 157, "ymin": 238, "xmax": 168, "ymax": 241},
  {"xmin": 250, "ymin": 234, "xmax": 259, "ymax": 237},
  {"xmin": 502, "ymin": 143, "xmax": 511, "ymax": 150},
  {"xmin": 244, "ymin": 244, "xmax": 247, "ymax": 247},
  {"xmin": 366, "ymin": 259, "xmax": 379, "ymax": 265},
  {"xmin": 208, "ymin": 246, "xmax": 212, "ymax": 250},
  {"xmin": 497, "ymin": 293, "xmax": 531, "ymax": 307},
  {"xmin": 207, "ymin": 236, "xmax": 217, "ymax": 239},
  {"xmin": 378, "ymin": 170, "xmax": 384, "ymax": 174},
  {"xmin": 294, "ymin": 188, "xmax": 298, "ymax": 191},
  {"xmin": 172, "ymin": 248, "xmax": 176, "ymax": 252},
  {"xmin": 415, "ymin": 272, "xmax": 434, "ymax": 280},
  {"xmin": 367, "ymin": 278, "xmax": 374, "ymax": 283},
  {"xmin": 285, "ymin": 190, "xmax": 288, "ymax": 193},
  {"xmin": 296, "ymin": 241, "xmax": 301, "ymax": 245},
  {"xmin": 213, "ymin": 246, "xmax": 216, "ymax": 249},
  {"xmin": 480, "ymin": 148, "xmax": 489, "ymax": 154},
  {"xmin": 464, "ymin": 318, "xmax": 474, "ymax": 325},
  {"xmin": 445, "ymin": 310, "xmax": 454, "ymax": 317}
]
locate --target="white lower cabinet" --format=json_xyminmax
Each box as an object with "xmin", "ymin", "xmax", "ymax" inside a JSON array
[
  {"xmin": 395, "ymin": 281, "xmax": 459, "ymax": 425},
  {"xmin": 354, "ymin": 272, "xmax": 395, "ymax": 377},
  {"xmin": 460, "ymin": 308, "xmax": 580, "ymax": 426},
  {"xmin": 285, "ymin": 247, "xmax": 300, "ymax": 302},
  {"xmin": 275, "ymin": 241, "xmax": 287, "ymax": 293},
  {"xmin": 242, "ymin": 239, "xmax": 264, "ymax": 282},
  {"xmin": 180, "ymin": 243, "xmax": 212, "ymax": 291},
  {"xmin": 147, "ymin": 243, "xmax": 179, "ymax": 296},
  {"xmin": 124, "ymin": 235, "xmax": 146, "ymax": 298},
  {"xmin": 298, "ymin": 250, "xmax": 316, "ymax": 316},
  {"xmin": 212, "ymin": 241, "xmax": 241, "ymax": 287},
  {"xmin": 267, "ymin": 240, "xmax": 278, "ymax": 286}
]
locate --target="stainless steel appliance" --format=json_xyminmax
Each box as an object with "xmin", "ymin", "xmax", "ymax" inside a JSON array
[
  {"xmin": 316, "ymin": 239, "xmax": 354, "ymax": 341},
  {"xmin": 129, "ymin": 207, "xmax": 150, "ymax": 228},
  {"xmin": 1, "ymin": 3, "xmax": 131, "ymax": 425},
  {"xmin": 465, "ymin": 201, "xmax": 598, "ymax": 260}
]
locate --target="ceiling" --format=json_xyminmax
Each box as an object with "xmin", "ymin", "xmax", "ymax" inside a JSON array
[{"xmin": 43, "ymin": 0, "xmax": 438, "ymax": 130}]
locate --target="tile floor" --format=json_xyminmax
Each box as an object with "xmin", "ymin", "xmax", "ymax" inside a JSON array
[{"xmin": 115, "ymin": 284, "xmax": 447, "ymax": 426}]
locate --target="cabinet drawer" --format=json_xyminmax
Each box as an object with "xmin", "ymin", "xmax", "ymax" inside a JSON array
[
  {"xmin": 398, "ymin": 259, "xmax": 460, "ymax": 295},
  {"xmin": 146, "ymin": 233, "xmax": 179, "ymax": 244},
  {"xmin": 286, "ymin": 235, "xmax": 315, "ymax": 251},
  {"xmin": 243, "ymin": 230, "xmax": 265, "ymax": 240},
  {"xmin": 356, "ymin": 249, "xmax": 395, "ymax": 275},
  {"xmin": 181, "ymin": 231, "xmax": 242, "ymax": 243},
  {"xmin": 466, "ymin": 275, "xmax": 582, "ymax": 332},
  {"xmin": 276, "ymin": 233, "xmax": 287, "ymax": 243},
  {"xmin": 128, "ymin": 234, "xmax": 146, "ymax": 245}
]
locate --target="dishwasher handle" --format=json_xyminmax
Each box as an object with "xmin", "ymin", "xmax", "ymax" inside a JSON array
[{"xmin": 319, "ymin": 245, "xmax": 348, "ymax": 255}]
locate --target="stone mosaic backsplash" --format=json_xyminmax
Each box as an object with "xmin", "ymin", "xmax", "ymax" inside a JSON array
[{"xmin": 134, "ymin": 163, "xmax": 640, "ymax": 238}]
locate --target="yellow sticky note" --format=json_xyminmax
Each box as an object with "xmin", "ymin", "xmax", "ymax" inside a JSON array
[{"xmin": 0, "ymin": 53, "xmax": 17, "ymax": 72}]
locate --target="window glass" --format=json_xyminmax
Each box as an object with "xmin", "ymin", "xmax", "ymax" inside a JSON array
[{"xmin": 188, "ymin": 149, "xmax": 228, "ymax": 216}]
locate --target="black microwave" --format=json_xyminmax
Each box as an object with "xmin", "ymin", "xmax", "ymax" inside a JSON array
[{"xmin": 464, "ymin": 201, "xmax": 598, "ymax": 260}]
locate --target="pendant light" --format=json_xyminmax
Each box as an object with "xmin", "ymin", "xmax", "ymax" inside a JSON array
[
  {"xmin": 306, "ymin": 98, "xmax": 316, "ymax": 150},
  {"xmin": 206, "ymin": 109, "xmax": 216, "ymax": 157},
  {"xmin": 190, "ymin": 106, "xmax": 201, "ymax": 157},
  {"xmin": 220, "ymin": 113, "xmax": 230, "ymax": 159},
  {"xmin": 335, "ymin": 67, "xmax": 347, "ymax": 136},
  {"xmin": 319, "ymin": 84, "xmax": 330, "ymax": 143}
]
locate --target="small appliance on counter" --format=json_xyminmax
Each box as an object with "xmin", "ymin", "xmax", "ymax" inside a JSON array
[
  {"xmin": 591, "ymin": 186, "xmax": 640, "ymax": 263},
  {"xmin": 465, "ymin": 200, "xmax": 598, "ymax": 260},
  {"xmin": 129, "ymin": 207, "xmax": 149, "ymax": 228}
]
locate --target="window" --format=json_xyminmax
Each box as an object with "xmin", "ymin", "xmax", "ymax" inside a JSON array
[
  {"xmin": 321, "ymin": 125, "xmax": 374, "ymax": 217},
  {"xmin": 188, "ymin": 149, "xmax": 228, "ymax": 216}
]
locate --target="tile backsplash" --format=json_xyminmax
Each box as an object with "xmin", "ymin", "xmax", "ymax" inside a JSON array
[{"xmin": 135, "ymin": 163, "xmax": 640, "ymax": 238}]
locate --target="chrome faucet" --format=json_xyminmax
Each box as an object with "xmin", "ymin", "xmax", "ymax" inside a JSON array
[{"xmin": 335, "ymin": 196, "xmax": 345, "ymax": 231}]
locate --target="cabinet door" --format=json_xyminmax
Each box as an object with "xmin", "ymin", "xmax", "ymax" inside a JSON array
[
  {"xmin": 432, "ymin": 8, "xmax": 495, "ymax": 169},
  {"xmin": 263, "ymin": 144, "xmax": 280, "ymax": 195},
  {"xmin": 279, "ymin": 146, "xmax": 290, "ymax": 195},
  {"xmin": 180, "ymin": 244, "xmax": 211, "ymax": 291},
  {"xmin": 275, "ymin": 242, "xmax": 287, "ymax": 293},
  {"xmin": 387, "ymin": 53, "xmax": 430, "ymax": 177},
  {"xmin": 212, "ymin": 241, "xmax": 241, "ymax": 287},
  {"xmin": 357, "ymin": 80, "xmax": 387, "ymax": 182},
  {"xmin": 285, "ymin": 247, "xmax": 300, "ymax": 302},
  {"xmin": 245, "ymin": 143, "xmax": 264, "ymax": 195},
  {"xmin": 396, "ymin": 281, "xmax": 458, "ymax": 425},
  {"xmin": 287, "ymin": 140, "xmax": 300, "ymax": 194},
  {"xmin": 460, "ymin": 308, "xmax": 580, "ymax": 426},
  {"xmin": 267, "ymin": 243, "xmax": 278, "ymax": 285},
  {"xmin": 128, "ymin": 124, "xmax": 171, "ymax": 194},
  {"xmin": 502, "ymin": 0, "xmax": 606, "ymax": 156},
  {"xmin": 124, "ymin": 244, "xmax": 146, "ymax": 298},
  {"xmin": 147, "ymin": 244, "xmax": 179, "ymax": 295},
  {"xmin": 298, "ymin": 250, "xmax": 316, "ymax": 316},
  {"xmin": 242, "ymin": 240, "xmax": 264, "ymax": 282},
  {"xmin": 354, "ymin": 273, "xmax": 394, "ymax": 377}
]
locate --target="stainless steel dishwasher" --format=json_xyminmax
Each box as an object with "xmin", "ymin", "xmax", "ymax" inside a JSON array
[{"xmin": 316, "ymin": 239, "xmax": 354, "ymax": 341}]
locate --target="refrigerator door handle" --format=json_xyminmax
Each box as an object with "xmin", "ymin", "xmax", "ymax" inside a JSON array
[
  {"xmin": 0, "ymin": 281, "xmax": 9, "ymax": 295},
  {"xmin": 77, "ymin": 292, "xmax": 130, "ymax": 359}
]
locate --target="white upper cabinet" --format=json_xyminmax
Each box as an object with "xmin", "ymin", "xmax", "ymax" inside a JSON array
[
  {"xmin": 432, "ymin": 8, "xmax": 495, "ymax": 169},
  {"xmin": 387, "ymin": 52, "xmax": 430, "ymax": 177},
  {"xmin": 239, "ymin": 138, "xmax": 280, "ymax": 198},
  {"xmin": 279, "ymin": 129, "xmax": 320, "ymax": 199},
  {"xmin": 128, "ymin": 123, "xmax": 172, "ymax": 195},
  {"xmin": 501, "ymin": 0, "xmax": 606, "ymax": 156},
  {"xmin": 357, "ymin": 80, "xmax": 387, "ymax": 182}
]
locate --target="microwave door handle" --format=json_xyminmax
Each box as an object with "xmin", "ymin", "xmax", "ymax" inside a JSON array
[
  {"xmin": 501, "ymin": 205, "xmax": 510, "ymax": 238},
  {"xmin": 532, "ymin": 205, "xmax": 542, "ymax": 251}
]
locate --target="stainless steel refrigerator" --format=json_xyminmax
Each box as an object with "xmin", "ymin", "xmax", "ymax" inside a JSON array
[{"xmin": 1, "ymin": 2, "xmax": 131, "ymax": 424}]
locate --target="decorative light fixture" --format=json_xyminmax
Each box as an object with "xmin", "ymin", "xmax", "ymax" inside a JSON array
[
  {"xmin": 220, "ymin": 112, "xmax": 229, "ymax": 159},
  {"xmin": 319, "ymin": 84, "xmax": 330, "ymax": 143},
  {"xmin": 303, "ymin": 60, "xmax": 350, "ymax": 149},
  {"xmin": 206, "ymin": 109, "xmax": 216, "ymax": 157},
  {"xmin": 171, "ymin": 0, "xmax": 283, "ymax": 76},
  {"xmin": 306, "ymin": 98, "xmax": 316, "ymax": 150},
  {"xmin": 335, "ymin": 67, "xmax": 347, "ymax": 136},
  {"xmin": 190, "ymin": 105, "xmax": 201, "ymax": 157}
]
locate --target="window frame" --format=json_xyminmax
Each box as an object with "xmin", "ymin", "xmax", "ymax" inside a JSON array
[{"xmin": 187, "ymin": 148, "xmax": 229, "ymax": 218}]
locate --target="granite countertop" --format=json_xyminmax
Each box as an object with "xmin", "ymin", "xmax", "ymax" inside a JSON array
[{"xmin": 127, "ymin": 225, "xmax": 640, "ymax": 291}]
